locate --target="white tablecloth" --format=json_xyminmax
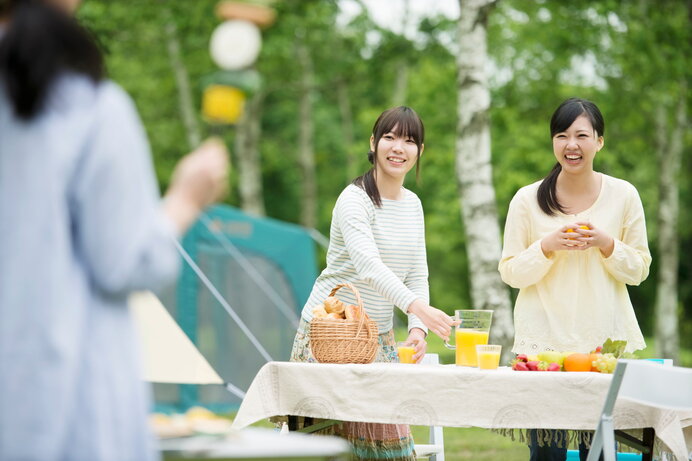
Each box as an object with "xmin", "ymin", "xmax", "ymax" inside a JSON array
[{"xmin": 232, "ymin": 362, "xmax": 692, "ymax": 460}]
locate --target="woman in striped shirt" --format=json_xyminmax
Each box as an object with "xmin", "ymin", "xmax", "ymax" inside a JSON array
[{"xmin": 290, "ymin": 106, "xmax": 455, "ymax": 461}]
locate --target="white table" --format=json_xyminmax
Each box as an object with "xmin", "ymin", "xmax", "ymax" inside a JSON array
[{"xmin": 232, "ymin": 362, "xmax": 692, "ymax": 460}]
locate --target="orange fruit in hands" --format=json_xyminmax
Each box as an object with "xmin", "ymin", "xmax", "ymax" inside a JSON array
[
  {"xmin": 563, "ymin": 353, "xmax": 593, "ymax": 372},
  {"xmin": 567, "ymin": 225, "xmax": 590, "ymax": 233},
  {"xmin": 566, "ymin": 225, "xmax": 590, "ymax": 242}
]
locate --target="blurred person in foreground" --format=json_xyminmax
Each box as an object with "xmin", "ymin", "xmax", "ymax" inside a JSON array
[{"xmin": 0, "ymin": 1, "xmax": 229, "ymax": 460}]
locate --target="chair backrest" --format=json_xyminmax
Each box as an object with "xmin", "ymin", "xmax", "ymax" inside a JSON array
[
  {"xmin": 603, "ymin": 360, "xmax": 692, "ymax": 416},
  {"xmin": 421, "ymin": 353, "xmax": 440, "ymax": 365}
]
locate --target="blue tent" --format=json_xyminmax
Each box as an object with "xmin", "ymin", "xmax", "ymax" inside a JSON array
[{"xmin": 155, "ymin": 205, "xmax": 318, "ymax": 412}]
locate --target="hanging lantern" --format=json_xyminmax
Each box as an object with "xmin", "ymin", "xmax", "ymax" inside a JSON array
[
  {"xmin": 202, "ymin": 84, "xmax": 246, "ymax": 125},
  {"xmin": 209, "ymin": 19, "xmax": 262, "ymax": 71},
  {"xmin": 202, "ymin": 1, "xmax": 276, "ymax": 126}
]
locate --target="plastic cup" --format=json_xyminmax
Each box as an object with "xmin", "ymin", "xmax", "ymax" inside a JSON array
[
  {"xmin": 476, "ymin": 345, "xmax": 502, "ymax": 370},
  {"xmin": 397, "ymin": 342, "xmax": 416, "ymax": 364},
  {"xmin": 444, "ymin": 310, "xmax": 493, "ymax": 367}
]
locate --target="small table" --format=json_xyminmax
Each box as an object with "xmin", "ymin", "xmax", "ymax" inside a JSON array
[
  {"xmin": 231, "ymin": 362, "xmax": 692, "ymax": 461},
  {"xmin": 160, "ymin": 427, "xmax": 351, "ymax": 460}
]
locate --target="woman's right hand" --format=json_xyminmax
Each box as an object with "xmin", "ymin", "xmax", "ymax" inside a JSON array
[
  {"xmin": 540, "ymin": 223, "xmax": 585, "ymax": 257},
  {"xmin": 163, "ymin": 137, "xmax": 230, "ymax": 233},
  {"xmin": 407, "ymin": 299, "xmax": 458, "ymax": 342}
]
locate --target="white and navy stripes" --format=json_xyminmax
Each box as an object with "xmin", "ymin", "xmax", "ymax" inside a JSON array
[{"xmin": 301, "ymin": 184, "xmax": 429, "ymax": 334}]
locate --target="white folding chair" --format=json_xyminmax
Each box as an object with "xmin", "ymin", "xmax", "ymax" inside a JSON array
[
  {"xmin": 414, "ymin": 354, "xmax": 445, "ymax": 461},
  {"xmin": 586, "ymin": 360, "xmax": 692, "ymax": 461}
]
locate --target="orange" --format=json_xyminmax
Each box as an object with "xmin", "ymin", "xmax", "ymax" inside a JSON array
[
  {"xmin": 567, "ymin": 225, "xmax": 590, "ymax": 233},
  {"xmin": 563, "ymin": 353, "xmax": 593, "ymax": 372}
]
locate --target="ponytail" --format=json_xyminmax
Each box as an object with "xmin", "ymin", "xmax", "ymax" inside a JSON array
[
  {"xmin": 0, "ymin": 0, "xmax": 104, "ymax": 120},
  {"xmin": 536, "ymin": 162, "xmax": 564, "ymax": 216},
  {"xmin": 352, "ymin": 158, "xmax": 382, "ymax": 208}
]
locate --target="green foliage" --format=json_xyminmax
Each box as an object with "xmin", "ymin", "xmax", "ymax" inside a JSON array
[{"xmin": 79, "ymin": 0, "xmax": 690, "ymax": 341}]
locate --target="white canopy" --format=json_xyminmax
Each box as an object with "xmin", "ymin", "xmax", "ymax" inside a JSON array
[{"xmin": 129, "ymin": 291, "xmax": 223, "ymax": 385}]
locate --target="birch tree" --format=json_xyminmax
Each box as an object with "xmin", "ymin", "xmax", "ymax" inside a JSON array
[
  {"xmin": 162, "ymin": 2, "xmax": 201, "ymax": 150},
  {"xmin": 235, "ymin": 90, "xmax": 266, "ymax": 216},
  {"xmin": 456, "ymin": 0, "xmax": 514, "ymax": 354},
  {"xmin": 652, "ymin": 0, "xmax": 690, "ymax": 363},
  {"xmin": 654, "ymin": 89, "xmax": 687, "ymax": 361},
  {"xmin": 605, "ymin": 0, "xmax": 690, "ymax": 361},
  {"xmin": 296, "ymin": 28, "xmax": 317, "ymax": 229}
]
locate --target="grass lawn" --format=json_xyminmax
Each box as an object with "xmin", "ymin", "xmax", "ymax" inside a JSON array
[
  {"xmin": 243, "ymin": 417, "xmax": 529, "ymax": 460},
  {"xmin": 410, "ymin": 425, "xmax": 528, "ymax": 460}
]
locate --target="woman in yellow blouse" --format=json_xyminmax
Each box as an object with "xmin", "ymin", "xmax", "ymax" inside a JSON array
[{"xmin": 499, "ymin": 97, "xmax": 651, "ymax": 460}]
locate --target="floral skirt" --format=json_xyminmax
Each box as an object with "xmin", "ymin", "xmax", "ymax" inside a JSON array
[{"xmin": 288, "ymin": 318, "xmax": 416, "ymax": 461}]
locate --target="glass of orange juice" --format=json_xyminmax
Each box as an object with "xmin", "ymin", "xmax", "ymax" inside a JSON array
[
  {"xmin": 476, "ymin": 345, "xmax": 502, "ymax": 370},
  {"xmin": 444, "ymin": 310, "xmax": 493, "ymax": 366},
  {"xmin": 397, "ymin": 342, "xmax": 416, "ymax": 364}
]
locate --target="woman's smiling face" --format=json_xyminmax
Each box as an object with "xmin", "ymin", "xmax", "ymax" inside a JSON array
[
  {"xmin": 552, "ymin": 114, "xmax": 604, "ymax": 173},
  {"xmin": 371, "ymin": 125, "xmax": 422, "ymax": 181}
]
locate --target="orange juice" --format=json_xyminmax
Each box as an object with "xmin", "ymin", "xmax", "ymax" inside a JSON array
[
  {"xmin": 477, "ymin": 351, "xmax": 501, "ymax": 369},
  {"xmin": 455, "ymin": 329, "xmax": 489, "ymax": 366},
  {"xmin": 397, "ymin": 346, "xmax": 416, "ymax": 364}
]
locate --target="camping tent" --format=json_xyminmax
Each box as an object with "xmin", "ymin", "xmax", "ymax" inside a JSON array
[
  {"xmin": 155, "ymin": 205, "xmax": 318, "ymax": 412},
  {"xmin": 130, "ymin": 292, "xmax": 352, "ymax": 460}
]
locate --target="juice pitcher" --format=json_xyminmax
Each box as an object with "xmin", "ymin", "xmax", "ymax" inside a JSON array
[{"xmin": 444, "ymin": 310, "xmax": 493, "ymax": 367}]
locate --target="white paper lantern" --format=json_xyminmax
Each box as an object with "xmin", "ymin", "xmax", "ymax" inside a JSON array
[{"xmin": 209, "ymin": 20, "xmax": 262, "ymax": 70}]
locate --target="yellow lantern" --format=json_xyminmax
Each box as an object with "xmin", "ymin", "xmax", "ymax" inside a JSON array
[{"xmin": 202, "ymin": 84, "xmax": 246, "ymax": 125}]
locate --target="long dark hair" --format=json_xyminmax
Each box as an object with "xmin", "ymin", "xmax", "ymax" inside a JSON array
[
  {"xmin": 352, "ymin": 106, "xmax": 425, "ymax": 207},
  {"xmin": 0, "ymin": 0, "xmax": 104, "ymax": 120},
  {"xmin": 537, "ymin": 98, "xmax": 605, "ymax": 216}
]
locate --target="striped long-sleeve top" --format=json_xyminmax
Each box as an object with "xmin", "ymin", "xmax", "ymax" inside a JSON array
[{"xmin": 300, "ymin": 184, "xmax": 428, "ymax": 334}]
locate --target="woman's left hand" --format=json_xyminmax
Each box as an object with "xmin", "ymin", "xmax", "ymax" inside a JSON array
[
  {"xmin": 571, "ymin": 221, "xmax": 615, "ymax": 257},
  {"xmin": 406, "ymin": 328, "xmax": 427, "ymax": 363}
]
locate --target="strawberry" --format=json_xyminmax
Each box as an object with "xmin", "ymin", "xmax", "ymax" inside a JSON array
[
  {"xmin": 516, "ymin": 354, "xmax": 528, "ymax": 362},
  {"xmin": 526, "ymin": 361, "xmax": 539, "ymax": 371},
  {"xmin": 547, "ymin": 362, "xmax": 561, "ymax": 372},
  {"xmin": 514, "ymin": 361, "xmax": 529, "ymax": 371},
  {"xmin": 537, "ymin": 361, "xmax": 550, "ymax": 371}
]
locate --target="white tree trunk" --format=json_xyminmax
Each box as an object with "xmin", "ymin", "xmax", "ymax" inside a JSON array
[
  {"xmin": 163, "ymin": 5, "xmax": 201, "ymax": 150},
  {"xmin": 296, "ymin": 35, "xmax": 317, "ymax": 229},
  {"xmin": 456, "ymin": 0, "xmax": 514, "ymax": 356},
  {"xmin": 235, "ymin": 90, "xmax": 266, "ymax": 216},
  {"xmin": 391, "ymin": 60, "xmax": 409, "ymax": 107},
  {"xmin": 336, "ymin": 79, "xmax": 358, "ymax": 183},
  {"xmin": 654, "ymin": 81, "xmax": 686, "ymax": 362}
]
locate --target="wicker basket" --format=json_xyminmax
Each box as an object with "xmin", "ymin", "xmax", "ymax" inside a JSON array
[{"xmin": 309, "ymin": 283, "xmax": 379, "ymax": 364}]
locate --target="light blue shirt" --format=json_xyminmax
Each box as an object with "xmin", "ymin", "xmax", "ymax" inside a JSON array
[{"xmin": 0, "ymin": 74, "xmax": 180, "ymax": 460}]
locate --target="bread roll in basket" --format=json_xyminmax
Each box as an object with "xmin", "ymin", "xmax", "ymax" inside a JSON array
[{"xmin": 309, "ymin": 283, "xmax": 378, "ymax": 364}]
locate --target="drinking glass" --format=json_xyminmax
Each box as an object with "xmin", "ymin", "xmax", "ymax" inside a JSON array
[
  {"xmin": 476, "ymin": 345, "xmax": 502, "ymax": 370},
  {"xmin": 397, "ymin": 342, "xmax": 416, "ymax": 364}
]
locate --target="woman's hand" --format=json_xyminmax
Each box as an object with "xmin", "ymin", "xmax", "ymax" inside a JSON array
[
  {"xmin": 163, "ymin": 137, "xmax": 230, "ymax": 233},
  {"xmin": 570, "ymin": 221, "xmax": 615, "ymax": 257},
  {"xmin": 407, "ymin": 299, "xmax": 458, "ymax": 342},
  {"xmin": 405, "ymin": 328, "xmax": 427, "ymax": 363},
  {"xmin": 540, "ymin": 223, "xmax": 583, "ymax": 256},
  {"xmin": 540, "ymin": 222, "xmax": 614, "ymax": 257}
]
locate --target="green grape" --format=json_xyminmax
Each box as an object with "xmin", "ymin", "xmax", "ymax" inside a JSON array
[{"xmin": 594, "ymin": 353, "xmax": 617, "ymax": 373}]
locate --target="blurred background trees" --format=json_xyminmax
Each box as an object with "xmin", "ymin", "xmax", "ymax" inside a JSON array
[{"xmin": 79, "ymin": 0, "xmax": 690, "ymax": 363}]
